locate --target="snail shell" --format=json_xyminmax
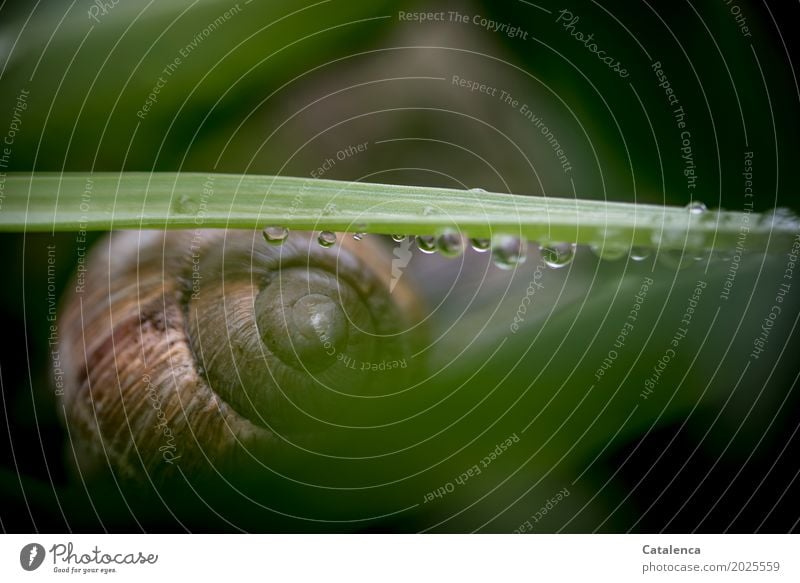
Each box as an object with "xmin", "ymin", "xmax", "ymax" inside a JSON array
[{"xmin": 58, "ymin": 230, "xmax": 425, "ymax": 483}]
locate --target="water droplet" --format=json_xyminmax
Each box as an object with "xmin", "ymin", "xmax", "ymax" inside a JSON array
[
  {"xmin": 437, "ymin": 230, "xmax": 465, "ymax": 258},
  {"xmin": 318, "ymin": 231, "xmax": 337, "ymax": 248},
  {"xmin": 686, "ymin": 201, "xmax": 707, "ymax": 215},
  {"xmin": 173, "ymin": 193, "xmax": 195, "ymax": 214},
  {"xmin": 263, "ymin": 226, "xmax": 289, "ymax": 245},
  {"xmin": 590, "ymin": 242, "xmax": 628, "ymax": 261},
  {"xmin": 352, "ymin": 223, "xmax": 368, "ymax": 240},
  {"xmin": 470, "ymin": 237, "xmax": 491, "ymax": 253},
  {"xmin": 761, "ymin": 207, "xmax": 799, "ymax": 228},
  {"xmin": 469, "ymin": 187, "xmax": 487, "ymax": 193},
  {"xmin": 629, "ymin": 246, "xmax": 651, "ymax": 262},
  {"xmin": 416, "ymin": 235, "xmax": 437, "ymax": 254},
  {"xmin": 539, "ymin": 242, "xmax": 576, "ymax": 269},
  {"xmin": 391, "ymin": 234, "xmax": 406, "ymax": 243},
  {"xmin": 491, "ymin": 235, "xmax": 528, "ymax": 270}
]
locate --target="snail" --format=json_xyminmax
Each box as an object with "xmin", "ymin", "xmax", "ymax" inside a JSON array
[{"xmin": 57, "ymin": 229, "xmax": 426, "ymax": 486}]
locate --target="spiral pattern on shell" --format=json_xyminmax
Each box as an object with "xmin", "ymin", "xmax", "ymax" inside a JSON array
[{"xmin": 58, "ymin": 229, "xmax": 425, "ymax": 482}]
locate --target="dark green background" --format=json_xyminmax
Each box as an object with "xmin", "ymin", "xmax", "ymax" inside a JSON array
[{"xmin": 1, "ymin": 0, "xmax": 798, "ymax": 532}]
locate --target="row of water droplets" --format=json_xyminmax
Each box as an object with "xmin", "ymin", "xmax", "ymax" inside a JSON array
[
  {"xmin": 263, "ymin": 225, "xmax": 650, "ymax": 270},
  {"xmin": 260, "ymin": 200, "xmax": 788, "ymax": 270}
]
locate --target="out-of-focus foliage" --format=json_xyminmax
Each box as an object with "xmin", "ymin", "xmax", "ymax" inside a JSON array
[{"xmin": 1, "ymin": 0, "xmax": 798, "ymax": 533}]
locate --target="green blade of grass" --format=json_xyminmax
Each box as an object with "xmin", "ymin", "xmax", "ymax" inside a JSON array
[{"xmin": 0, "ymin": 172, "xmax": 796, "ymax": 252}]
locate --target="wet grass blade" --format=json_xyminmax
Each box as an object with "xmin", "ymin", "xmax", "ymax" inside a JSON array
[{"xmin": 0, "ymin": 172, "xmax": 795, "ymax": 252}]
